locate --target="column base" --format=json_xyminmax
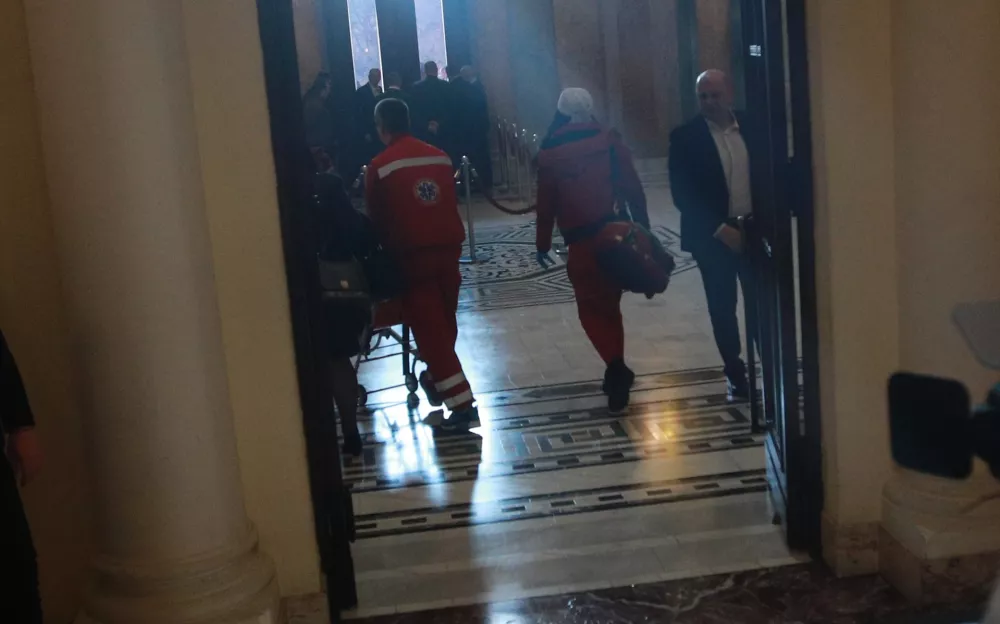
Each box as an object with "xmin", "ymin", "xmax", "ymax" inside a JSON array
[
  {"xmin": 879, "ymin": 528, "xmax": 999, "ymax": 604},
  {"xmin": 880, "ymin": 471, "xmax": 1000, "ymax": 604},
  {"xmin": 821, "ymin": 513, "xmax": 880, "ymax": 577},
  {"xmin": 76, "ymin": 527, "xmax": 282, "ymax": 624}
]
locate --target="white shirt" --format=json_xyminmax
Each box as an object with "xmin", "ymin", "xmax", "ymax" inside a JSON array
[
  {"xmin": 369, "ymin": 83, "xmax": 383, "ymax": 97},
  {"xmin": 706, "ymin": 114, "xmax": 752, "ymax": 219}
]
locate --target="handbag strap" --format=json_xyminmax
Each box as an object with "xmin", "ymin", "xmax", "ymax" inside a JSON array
[{"xmin": 608, "ymin": 141, "xmax": 634, "ymax": 223}]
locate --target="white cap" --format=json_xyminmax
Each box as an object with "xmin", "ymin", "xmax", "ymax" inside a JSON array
[{"xmin": 557, "ymin": 88, "xmax": 594, "ymax": 121}]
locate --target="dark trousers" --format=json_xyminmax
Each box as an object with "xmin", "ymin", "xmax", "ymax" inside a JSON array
[
  {"xmin": 693, "ymin": 242, "xmax": 752, "ymax": 382},
  {"xmin": 465, "ymin": 134, "xmax": 493, "ymax": 190},
  {"xmin": 0, "ymin": 458, "xmax": 43, "ymax": 623}
]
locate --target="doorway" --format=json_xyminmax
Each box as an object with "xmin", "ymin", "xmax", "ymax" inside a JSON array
[{"xmin": 255, "ymin": 0, "xmax": 821, "ymax": 619}]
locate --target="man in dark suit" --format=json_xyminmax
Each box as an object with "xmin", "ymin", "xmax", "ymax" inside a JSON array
[
  {"xmin": 410, "ymin": 61, "xmax": 454, "ymax": 154},
  {"xmin": 1, "ymin": 328, "xmax": 44, "ymax": 623},
  {"xmin": 355, "ymin": 68, "xmax": 384, "ymax": 165},
  {"xmin": 375, "ymin": 71, "xmax": 410, "ymax": 109},
  {"xmin": 669, "ymin": 69, "xmax": 756, "ymax": 400},
  {"xmin": 452, "ymin": 66, "xmax": 494, "ymax": 190}
]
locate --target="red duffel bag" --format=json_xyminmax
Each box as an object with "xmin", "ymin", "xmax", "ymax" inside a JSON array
[{"xmin": 592, "ymin": 221, "xmax": 676, "ymax": 298}]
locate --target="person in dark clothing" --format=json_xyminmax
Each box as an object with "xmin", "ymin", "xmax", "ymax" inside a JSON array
[
  {"xmin": 375, "ymin": 72, "xmax": 410, "ymax": 110},
  {"xmin": 355, "ymin": 68, "xmax": 384, "ymax": 168},
  {"xmin": 410, "ymin": 61, "xmax": 455, "ymax": 153},
  {"xmin": 535, "ymin": 89, "xmax": 649, "ymax": 412},
  {"xmin": 452, "ymin": 66, "xmax": 494, "ymax": 190},
  {"xmin": 1, "ymin": 328, "xmax": 44, "ymax": 623},
  {"xmin": 313, "ymin": 173, "xmax": 379, "ymax": 456},
  {"xmin": 303, "ymin": 72, "xmax": 336, "ymax": 162},
  {"xmin": 668, "ymin": 69, "xmax": 757, "ymax": 401}
]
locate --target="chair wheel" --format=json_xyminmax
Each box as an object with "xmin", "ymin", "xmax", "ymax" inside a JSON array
[
  {"xmin": 405, "ymin": 373, "xmax": 419, "ymax": 393},
  {"xmin": 407, "ymin": 393, "xmax": 420, "ymax": 408},
  {"xmin": 358, "ymin": 385, "xmax": 368, "ymax": 407}
]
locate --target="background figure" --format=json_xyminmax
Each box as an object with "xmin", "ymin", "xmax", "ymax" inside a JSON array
[
  {"xmin": 313, "ymin": 173, "xmax": 377, "ymax": 456},
  {"xmin": 1, "ymin": 329, "xmax": 44, "ymax": 623},
  {"xmin": 535, "ymin": 88, "xmax": 649, "ymax": 413},
  {"xmin": 354, "ymin": 68, "xmax": 384, "ymax": 169},
  {"xmin": 377, "ymin": 71, "xmax": 410, "ymax": 109},
  {"xmin": 410, "ymin": 61, "xmax": 454, "ymax": 155},
  {"xmin": 303, "ymin": 72, "xmax": 336, "ymax": 166},
  {"xmin": 452, "ymin": 66, "xmax": 493, "ymax": 190},
  {"xmin": 365, "ymin": 99, "xmax": 479, "ymax": 431},
  {"xmin": 668, "ymin": 69, "xmax": 756, "ymax": 401}
]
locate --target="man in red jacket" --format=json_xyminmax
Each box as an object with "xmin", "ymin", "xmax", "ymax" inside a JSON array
[
  {"xmin": 535, "ymin": 88, "xmax": 649, "ymax": 412},
  {"xmin": 366, "ymin": 98, "xmax": 479, "ymax": 431}
]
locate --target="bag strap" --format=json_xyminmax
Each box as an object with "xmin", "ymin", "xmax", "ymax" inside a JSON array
[{"xmin": 608, "ymin": 140, "xmax": 634, "ymax": 223}]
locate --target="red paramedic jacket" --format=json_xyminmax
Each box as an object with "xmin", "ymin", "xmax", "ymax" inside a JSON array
[
  {"xmin": 535, "ymin": 123, "xmax": 648, "ymax": 253},
  {"xmin": 366, "ymin": 135, "xmax": 466, "ymax": 255}
]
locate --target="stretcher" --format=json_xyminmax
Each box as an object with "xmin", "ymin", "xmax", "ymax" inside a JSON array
[{"xmin": 354, "ymin": 299, "xmax": 423, "ymax": 408}]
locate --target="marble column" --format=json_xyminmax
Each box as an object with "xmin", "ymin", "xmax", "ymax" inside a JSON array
[
  {"xmin": 880, "ymin": 0, "xmax": 1000, "ymax": 603},
  {"xmin": 22, "ymin": 1, "xmax": 281, "ymax": 622}
]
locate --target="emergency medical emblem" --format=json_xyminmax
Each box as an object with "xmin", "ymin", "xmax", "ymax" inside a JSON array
[{"xmin": 414, "ymin": 179, "xmax": 440, "ymax": 205}]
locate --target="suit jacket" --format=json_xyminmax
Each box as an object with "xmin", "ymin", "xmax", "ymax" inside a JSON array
[
  {"xmin": 452, "ymin": 79, "xmax": 490, "ymax": 138},
  {"xmin": 376, "ymin": 86, "xmax": 409, "ymax": 105},
  {"xmin": 355, "ymin": 83, "xmax": 381, "ymax": 141},
  {"xmin": 668, "ymin": 112, "xmax": 759, "ymax": 254},
  {"xmin": 409, "ymin": 76, "xmax": 454, "ymax": 144}
]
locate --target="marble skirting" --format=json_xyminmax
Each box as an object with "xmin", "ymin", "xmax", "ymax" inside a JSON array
[{"xmin": 347, "ymin": 564, "xmax": 986, "ymax": 623}]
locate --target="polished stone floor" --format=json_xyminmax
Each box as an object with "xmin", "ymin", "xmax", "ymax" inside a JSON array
[
  {"xmin": 317, "ymin": 565, "xmax": 983, "ymax": 623},
  {"xmin": 321, "ymin": 188, "xmax": 798, "ymax": 619}
]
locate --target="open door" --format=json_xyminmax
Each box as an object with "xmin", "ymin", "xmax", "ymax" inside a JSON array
[
  {"xmin": 740, "ymin": 0, "xmax": 822, "ymax": 554},
  {"xmin": 256, "ymin": 1, "xmax": 358, "ymax": 621}
]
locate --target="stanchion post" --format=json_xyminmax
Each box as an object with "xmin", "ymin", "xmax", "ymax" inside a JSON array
[
  {"xmin": 510, "ymin": 124, "xmax": 521, "ymax": 202},
  {"xmin": 459, "ymin": 156, "xmax": 490, "ymax": 265},
  {"xmin": 519, "ymin": 129, "xmax": 530, "ymax": 203},
  {"xmin": 464, "ymin": 156, "xmax": 477, "ymax": 261}
]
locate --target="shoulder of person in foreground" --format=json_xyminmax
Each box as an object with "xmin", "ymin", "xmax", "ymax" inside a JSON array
[{"xmin": 0, "ymin": 328, "xmax": 34, "ymax": 432}]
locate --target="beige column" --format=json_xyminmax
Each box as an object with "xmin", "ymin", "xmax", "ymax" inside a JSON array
[
  {"xmin": 22, "ymin": 1, "xmax": 280, "ymax": 622},
  {"xmin": 880, "ymin": 0, "xmax": 1000, "ymax": 602}
]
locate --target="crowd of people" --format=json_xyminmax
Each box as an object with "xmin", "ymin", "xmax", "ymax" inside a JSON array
[{"xmin": 304, "ymin": 61, "xmax": 493, "ymax": 190}]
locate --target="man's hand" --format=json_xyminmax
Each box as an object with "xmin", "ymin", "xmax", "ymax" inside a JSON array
[
  {"xmin": 5, "ymin": 427, "xmax": 42, "ymax": 486},
  {"xmin": 715, "ymin": 224, "xmax": 744, "ymax": 253},
  {"xmin": 536, "ymin": 251, "xmax": 555, "ymax": 270}
]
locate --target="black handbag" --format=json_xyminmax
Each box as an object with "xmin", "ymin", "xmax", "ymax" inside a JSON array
[{"xmin": 318, "ymin": 257, "xmax": 370, "ymax": 302}]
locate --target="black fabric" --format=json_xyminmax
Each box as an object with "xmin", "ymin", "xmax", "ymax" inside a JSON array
[
  {"xmin": 451, "ymin": 78, "xmax": 493, "ymax": 186},
  {"xmin": 354, "ymin": 84, "xmax": 383, "ymax": 165},
  {"xmin": 692, "ymin": 242, "xmax": 752, "ymax": 381},
  {"xmin": 0, "ymin": 329, "xmax": 42, "ymax": 623},
  {"xmin": 668, "ymin": 112, "xmax": 755, "ymax": 254},
  {"xmin": 0, "ymin": 330, "xmax": 33, "ymax": 433},
  {"xmin": 409, "ymin": 76, "xmax": 455, "ymax": 151},
  {"xmin": 314, "ymin": 174, "xmax": 379, "ymax": 357}
]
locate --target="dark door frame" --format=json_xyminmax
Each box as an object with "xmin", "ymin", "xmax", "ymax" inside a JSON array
[
  {"xmin": 256, "ymin": 1, "xmax": 357, "ymax": 621},
  {"xmin": 741, "ymin": 0, "xmax": 823, "ymax": 556}
]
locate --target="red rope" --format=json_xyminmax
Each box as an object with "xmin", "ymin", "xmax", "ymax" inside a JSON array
[{"xmin": 482, "ymin": 192, "xmax": 537, "ymax": 216}]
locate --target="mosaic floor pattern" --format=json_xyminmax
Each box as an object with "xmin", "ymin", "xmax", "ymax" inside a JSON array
[{"xmin": 457, "ymin": 222, "xmax": 696, "ymax": 313}]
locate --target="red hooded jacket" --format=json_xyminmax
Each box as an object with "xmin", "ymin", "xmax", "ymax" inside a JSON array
[{"xmin": 535, "ymin": 123, "xmax": 648, "ymax": 253}]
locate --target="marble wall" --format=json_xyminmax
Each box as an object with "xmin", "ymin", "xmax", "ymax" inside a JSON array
[{"xmin": 470, "ymin": 0, "xmax": 730, "ymax": 156}]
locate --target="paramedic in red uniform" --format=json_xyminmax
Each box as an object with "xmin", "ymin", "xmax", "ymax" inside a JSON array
[
  {"xmin": 535, "ymin": 88, "xmax": 650, "ymax": 412},
  {"xmin": 366, "ymin": 98, "xmax": 480, "ymax": 431}
]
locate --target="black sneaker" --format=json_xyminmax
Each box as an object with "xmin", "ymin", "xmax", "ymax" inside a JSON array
[
  {"xmin": 605, "ymin": 360, "xmax": 636, "ymax": 414},
  {"xmin": 727, "ymin": 378, "xmax": 750, "ymax": 402},
  {"xmin": 440, "ymin": 406, "xmax": 481, "ymax": 432},
  {"xmin": 342, "ymin": 431, "xmax": 363, "ymax": 457},
  {"xmin": 420, "ymin": 371, "xmax": 444, "ymax": 407}
]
